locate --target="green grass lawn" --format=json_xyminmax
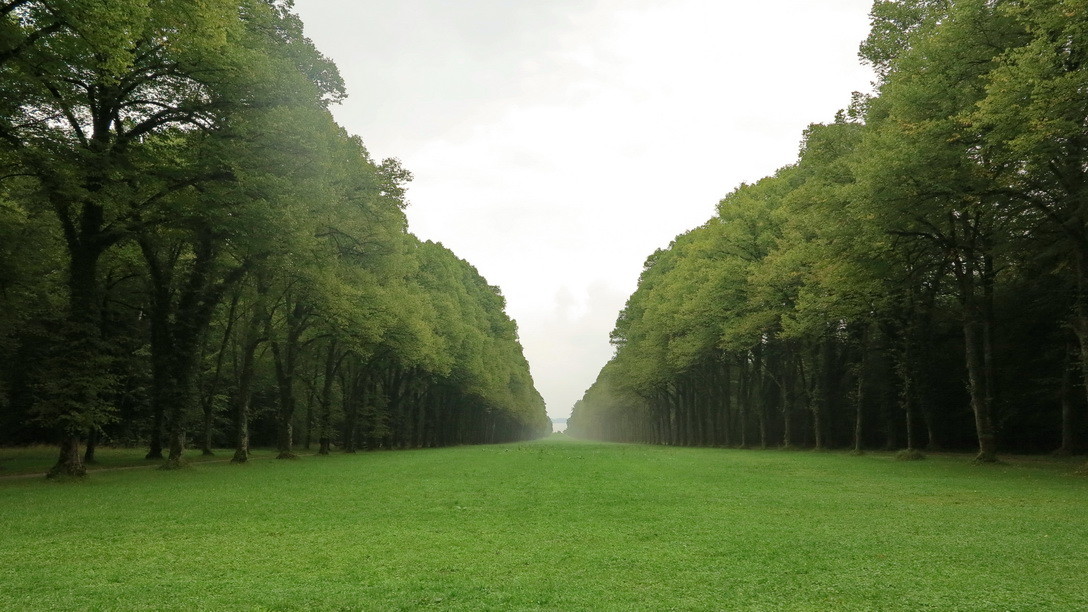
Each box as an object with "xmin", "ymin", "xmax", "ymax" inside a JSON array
[{"xmin": 1, "ymin": 437, "xmax": 1085, "ymax": 611}]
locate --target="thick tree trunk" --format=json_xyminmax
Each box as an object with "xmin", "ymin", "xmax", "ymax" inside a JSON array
[
  {"xmin": 48, "ymin": 435, "xmax": 86, "ymax": 478},
  {"xmin": 141, "ymin": 238, "xmax": 178, "ymax": 467},
  {"xmin": 231, "ymin": 395, "xmax": 250, "ymax": 464},
  {"xmin": 161, "ymin": 328, "xmax": 203, "ymax": 470},
  {"xmin": 50, "ymin": 238, "xmax": 109, "ymax": 477}
]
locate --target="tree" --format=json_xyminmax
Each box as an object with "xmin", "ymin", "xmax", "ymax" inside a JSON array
[
  {"xmin": 854, "ymin": 0, "xmax": 1023, "ymax": 461},
  {"xmin": 971, "ymin": 0, "xmax": 1088, "ymax": 463},
  {"xmin": 0, "ymin": 0, "xmax": 249, "ymax": 476}
]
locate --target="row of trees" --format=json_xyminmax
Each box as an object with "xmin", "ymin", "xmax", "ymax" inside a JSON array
[
  {"xmin": 0, "ymin": 0, "xmax": 549, "ymax": 477},
  {"xmin": 568, "ymin": 0, "xmax": 1087, "ymax": 463}
]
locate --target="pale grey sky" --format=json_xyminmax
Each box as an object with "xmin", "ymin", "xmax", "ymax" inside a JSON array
[{"xmin": 291, "ymin": 0, "xmax": 876, "ymax": 418}]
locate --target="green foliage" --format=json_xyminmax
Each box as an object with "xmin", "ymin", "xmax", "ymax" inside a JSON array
[
  {"xmin": 0, "ymin": 0, "xmax": 547, "ymax": 465},
  {"xmin": 573, "ymin": 0, "xmax": 1085, "ymax": 459}
]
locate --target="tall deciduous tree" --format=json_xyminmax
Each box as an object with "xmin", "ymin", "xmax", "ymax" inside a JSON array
[{"xmin": 0, "ymin": 0, "xmax": 247, "ymax": 476}]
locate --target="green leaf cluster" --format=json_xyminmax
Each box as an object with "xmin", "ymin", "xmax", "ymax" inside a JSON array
[
  {"xmin": 571, "ymin": 0, "xmax": 1087, "ymax": 462},
  {"xmin": 0, "ymin": 0, "xmax": 548, "ymax": 474}
]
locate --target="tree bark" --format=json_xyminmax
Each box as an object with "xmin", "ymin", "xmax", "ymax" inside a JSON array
[
  {"xmin": 199, "ymin": 292, "xmax": 239, "ymax": 457},
  {"xmin": 317, "ymin": 340, "xmax": 340, "ymax": 455},
  {"xmin": 853, "ymin": 323, "xmax": 870, "ymax": 454},
  {"xmin": 963, "ymin": 312, "xmax": 998, "ymax": 462},
  {"xmin": 139, "ymin": 227, "xmax": 241, "ymax": 470},
  {"xmin": 272, "ymin": 297, "xmax": 309, "ymax": 459},
  {"xmin": 738, "ymin": 355, "xmax": 749, "ymax": 448},
  {"xmin": 953, "ymin": 241, "xmax": 999, "ymax": 463},
  {"xmin": 1056, "ymin": 338, "xmax": 1078, "ymax": 456},
  {"xmin": 49, "ymin": 230, "xmax": 112, "ymax": 477},
  {"xmin": 83, "ymin": 427, "xmax": 98, "ymax": 464},
  {"xmin": 48, "ymin": 435, "xmax": 86, "ymax": 478},
  {"xmin": 1072, "ymin": 247, "xmax": 1088, "ymax": 471}
]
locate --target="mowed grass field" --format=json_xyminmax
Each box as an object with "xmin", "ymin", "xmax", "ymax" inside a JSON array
[{"xmin": 1, "ymin": 438, "xmax": 1086, "ymax": 611}]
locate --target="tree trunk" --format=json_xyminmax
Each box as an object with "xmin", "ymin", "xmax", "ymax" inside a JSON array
[
  {"xmin": 956, "ymin": 250, "xmax": 998, "ymax": 463},
  {"xmin": 199, "ymin": 292, "xmax": 239, "ymax": 457},
  {"xmin": 810, "ymin": 339, "xmax": 830, "ymax": 451},
  {"xmin": 161, "ymin": 324, "xmax": 204, "ymax": 470},
  {"xmin": 145, "ymin": 405, "xmax": 164, "ymax": 460},
  {"xmin": 903, "ymin": 374, "xmax": 917, "ymax": 452},
  {"xmin": 317, "ymin": 341, "xmax": 339, "ymax": 455},
  {"xmin": 342, "ymin": 365, "xmax": 364, "ymax": 453},
  {"xmin": 48, "ymin": 435, "xmax": 86, "ymax": 479},
  {"xmin": 1072, "ymin": 247, "xmax": 1088, "ymax": 471},
  {"xmin": 721, "ymin": 360, "xmax": 733, "ymax": 446},
  {"xmin": 50, "ymin": 238, "xmax": 110, "ymax": 477},
  {"xmin": 753, "ymin": 344, "xmax": 768, "ymax": 449},
  {"xmin": 230, "ymin": 333, "xmax": 260, "ymax": 464},
  {"xmin": 304, "ymin": 390, "xmax": 315, "ymax": 451},
  {"xmin": 780, "ymin": 347, "xmax": 795, "ymax": 449},
  {"xmin": 140, "ymin": 228, "xmax": 238, "ymax": 471},
  {"xmin": 201, "ymin": 407, "xmax": 215, "ymax": 457},
  {"xmin": 737, "ymin": 356, "xmax": 749, "ymax": 448},
  {"xmin": 853, "ymin": 323, "xmax": 870, "ymax": 454},
  {"xmin": 83, "ymin": 427, "xmax": 99, "ymax": 464},
  {"xmin": 963, "ymin": 315, "xmax": 998, "ymax": 462},
  {"xmin": 1056, "ymin": 338, "xmax": 1077, "ymax": 456},
  {"xmin": 272, "ymin": 304, "xmax": 304, "ymax": 459},
  {"xmin": 231, "ymin": 388, "xmax": 251, "ymax": 465},
  {"xmin": 781, "ymin": 374, "xmax": 794, "ymax": 449}
]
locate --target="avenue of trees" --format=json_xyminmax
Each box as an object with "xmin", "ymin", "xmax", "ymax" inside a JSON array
[
  {"xmin": 568, "ymin": 0, "xmax": 1088, "ymax": 463},
  {"xmin": 0, "ymin": 0, "xmax": 549, "ymax": 477}
]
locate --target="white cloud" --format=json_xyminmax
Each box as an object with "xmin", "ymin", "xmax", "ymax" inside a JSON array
[{"xmin": 292, "ymin": 0, "xmax": 875, "ymax": 416}]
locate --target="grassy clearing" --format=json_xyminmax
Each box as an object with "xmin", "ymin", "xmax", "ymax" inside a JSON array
[{"xmin": 1, "ymin": 437, "xmax": 1085, "ymax": 611}]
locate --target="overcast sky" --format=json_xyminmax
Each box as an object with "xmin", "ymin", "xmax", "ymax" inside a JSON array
[{"xmin": 291, "ymin": 0, "xmax": 876, "ymax": 418}]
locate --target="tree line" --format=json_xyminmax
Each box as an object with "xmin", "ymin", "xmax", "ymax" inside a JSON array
[
  {"xmin": 0, "ymin": 0, "xmax": 549, "ymax": 477},
  {"xmin": 568, "ymin": 0, "xmax": 1087, "ymax": 464}
]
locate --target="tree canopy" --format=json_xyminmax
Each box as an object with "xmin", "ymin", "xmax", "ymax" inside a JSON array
[
  {"xmin": 569, "ymin": 0, "xmax": 1087, "ymax": 463},
  {"xmin": 0, "ymin": 0, "xmax": 549, "ymax": 477}
]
